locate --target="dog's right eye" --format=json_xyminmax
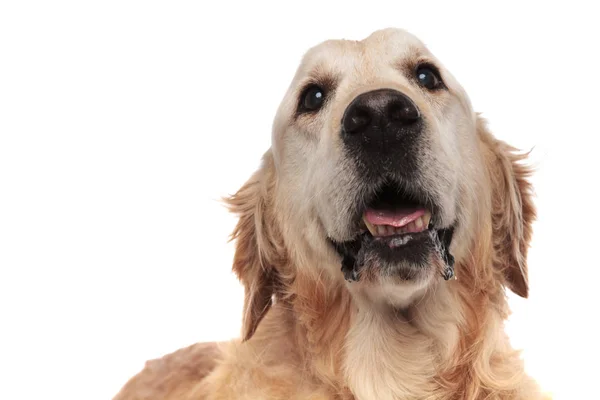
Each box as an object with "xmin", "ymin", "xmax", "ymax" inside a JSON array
[{"xmin": 299, "ymin": 85, "xmax": 326, "ymax": 112}]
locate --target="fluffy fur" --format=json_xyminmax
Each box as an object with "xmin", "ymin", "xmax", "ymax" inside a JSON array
[{"xmin": 114, "ymin": 29, "xmax": 548, "ymax": 400}]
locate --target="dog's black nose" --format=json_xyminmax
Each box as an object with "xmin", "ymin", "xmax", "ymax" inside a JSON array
[
  {"xmin": 342, "ymin": 89, "xmax": 420, "ymax": 136},
  {"xmin": 341, "ymin": 89, "xmax": 423, "ymax": 177}
]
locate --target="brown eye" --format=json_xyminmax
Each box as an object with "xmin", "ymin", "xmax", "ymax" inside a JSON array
[
  {"xmin": 300, "ymin": 85, "xmax": 326, "ymax": 112},
  {"xmin": 415, "ymin": 65, "xmax": 443, "ymax": 90}
]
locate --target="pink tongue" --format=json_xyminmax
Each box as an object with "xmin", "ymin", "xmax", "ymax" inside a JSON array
[{"xmin": 364, "ymin": 208, "xmax": 425, "ymax": 228}]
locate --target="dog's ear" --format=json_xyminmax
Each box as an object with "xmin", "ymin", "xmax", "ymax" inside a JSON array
[
  {"xmin": 478, "ymin": 117, "xmax": 536, "ymax": 298},
  {"xmin": 225, "ymin": 151, "xmax": 283, "ymax": 341}
]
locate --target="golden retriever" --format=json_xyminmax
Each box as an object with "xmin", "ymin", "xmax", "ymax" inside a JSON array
[{"xmin": 114, "ymin": 28, "xmax": 547, "ymax": 400}]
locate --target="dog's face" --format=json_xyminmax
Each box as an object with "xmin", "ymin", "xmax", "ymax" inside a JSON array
[
  {"xmin": 229, "ymin": 29, "xmax": 533, "ymax": 338},
  {"xmin": 270, "ymin": 29, "xmax": 485, "ymax": 302}
]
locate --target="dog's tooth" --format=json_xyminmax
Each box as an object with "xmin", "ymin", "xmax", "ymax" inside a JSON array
[
  {"xmin": 363, "ymin": 216, "xmax": 379, "ymax": 236},
  {"xmin": 406, "ymin": 221, "xmax": 417, "ymax": 233},
  {"xmin": 394, "ymin": 226, "xmax": 403, "ymax": 235},
  {"xmin": 413, "ymin": 221, "xmax": 420, "ymax": 232},
  {"xmin": 376, "ymin": 225, "xmax": 387, "ymax": 236},
  {"xmin": 387, "ymin": 226, "xmax": 396, "ymax": 236},
  {"xmin": 423, "ymin": 211, "xmax": 432, "ymax": 229},
  {"xmin": 415, "ymin": 216, "xmax": 424, "ymax": 230}
]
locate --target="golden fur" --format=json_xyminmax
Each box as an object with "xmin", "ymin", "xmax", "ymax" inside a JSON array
[{"xmin": 115, "ymin": 29, "xmax": 547, "ymax": 399}]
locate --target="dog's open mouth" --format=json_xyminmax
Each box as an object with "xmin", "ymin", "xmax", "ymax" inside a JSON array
[
  {"xmin": 331, "ymin": 182, "xmax": 455, "ymax": 282},
  {"xmin": 361, "ymin": 183, "xmax": 433, "ymax": 246}
]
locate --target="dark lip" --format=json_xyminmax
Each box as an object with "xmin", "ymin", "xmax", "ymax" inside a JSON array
[
  {"xmin": 329, "ymin": 227, "xmax": 440, "ymax": 259},
  {"xmin": 329, "ymin": 225, "xmax": 456, "ymax": 282},
  {"xmin": 368, "ymin": 229, "xmax": 432, "ymax": 245}
]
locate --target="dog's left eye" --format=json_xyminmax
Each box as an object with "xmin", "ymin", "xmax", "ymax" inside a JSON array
[
  {"xmin": 299, "ymin": 85, "xmax": 326, "ymax": 112},
  {"xmin": 415, "ymin": 65, "xmax": 443, "ymax": 90}
]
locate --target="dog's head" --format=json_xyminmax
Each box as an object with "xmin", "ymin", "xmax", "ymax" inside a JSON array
[{"xmin": 227, "ymin": 29, "xmax": 534, "ymax": 340}]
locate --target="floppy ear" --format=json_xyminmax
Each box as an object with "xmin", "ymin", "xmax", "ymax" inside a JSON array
[
  {"xmin": 225, "ymin": 151, "xmax": 283, "ymax": 341},
  {"xmin": 478, "ymin": 117, "xmax": 536, "ymax": 298}
]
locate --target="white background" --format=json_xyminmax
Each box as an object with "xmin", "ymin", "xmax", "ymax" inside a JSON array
[{"xmin": 1, "ymin": 1, "xmax": 599, "ymax": 399}]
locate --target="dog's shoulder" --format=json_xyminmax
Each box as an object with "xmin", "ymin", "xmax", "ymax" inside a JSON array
[{"xmin": 113, "ymin": 342, "xmax": 221, "ymax": 400}]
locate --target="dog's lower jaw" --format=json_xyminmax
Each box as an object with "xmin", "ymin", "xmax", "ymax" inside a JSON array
[{"xmin": 335, "ymin": 226, "xmax": 456, "ymax": 284}]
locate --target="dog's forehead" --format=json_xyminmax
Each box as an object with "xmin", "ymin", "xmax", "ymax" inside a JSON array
[
  {"xmin": 298, "ymin": 28, "xmax": 429, "ymax": 77},
  {"xmin": 362, "ymin": 28, "xmax": 427, "ymax": 54}
]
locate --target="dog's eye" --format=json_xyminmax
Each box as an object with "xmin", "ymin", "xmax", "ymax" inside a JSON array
[
  {"xmin": 415, "ymin": 65, "xmax": 443, "ymax": 90},
  {"xmin": 300, "ymin": 85, "xmax": 326, "ymax": 112}
]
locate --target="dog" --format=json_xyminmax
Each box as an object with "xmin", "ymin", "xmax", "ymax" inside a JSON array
[{"xmin": 114, "ymin": 28, "xmax": 547, "ymax": 399}]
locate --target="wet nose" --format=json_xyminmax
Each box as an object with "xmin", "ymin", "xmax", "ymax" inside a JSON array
[{"xmin": 342, "ymin": 89, "xmax": 421, "ymax": 136}]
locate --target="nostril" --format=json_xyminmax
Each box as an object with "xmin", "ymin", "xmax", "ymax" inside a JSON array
[
  {"xmin": 344, "ymin": 108, "xmax": 372, "ymax": 134},
  {"xmin": 388, "ymin": 102, "xmax": 420, "ymax": 124}
]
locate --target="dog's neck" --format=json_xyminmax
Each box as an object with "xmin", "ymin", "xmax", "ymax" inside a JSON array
[{"xmin": 282, "ymin": 260, "xmax": 526, "ymax": 399}]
